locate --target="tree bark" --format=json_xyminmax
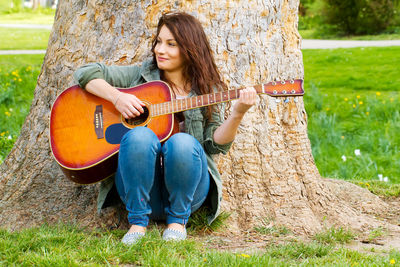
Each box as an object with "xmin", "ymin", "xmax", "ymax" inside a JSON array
[
  {"xmin": 32, "ymin": 0, "xmax": 40, "ymax": 10},
  {"xmin": 0, "ymin": 0, "xmax": 396, "ymax": 236}
]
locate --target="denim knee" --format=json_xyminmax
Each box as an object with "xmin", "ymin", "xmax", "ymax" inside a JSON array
[
  {"xmin": 162, "ymin": 133, "xmax": 203, "ymax": 158},
  {"xmin": 120, "ymin": 126, "xmax": 160, "ymax": 153}
]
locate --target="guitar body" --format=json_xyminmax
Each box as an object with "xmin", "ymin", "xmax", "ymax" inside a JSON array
[{"xmin": 50, "ymin": 81, "xmax": 176, "ymax": 184}]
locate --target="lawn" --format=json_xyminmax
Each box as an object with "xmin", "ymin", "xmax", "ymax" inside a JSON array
[
  {"xmin": 0, "ymin": 223, "xmax": 399, "ymax": 266},
  {"xmin": 303, "ymin": 47, "xmax": 400, "ymax": 184},
  {"xmin": 0, "ymin": 5, "xmax": 55, "ymax": 25},
  {"xmin": 0, "ymin": 54, "xmax": 44, "ymax": 163},
  {"xmin": 0, "ymin": 6, "xmax": 53, "ymax": 50},
  {"xmin": 0, "ymin": 27, "xmax": 51, "ymax": 50},
  {"xmin": 0, "ymin": 12, "xmax": 54, "ymax": 25}
]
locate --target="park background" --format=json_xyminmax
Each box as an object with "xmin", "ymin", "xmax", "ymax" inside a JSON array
[{"xmin": 0, "ymin": 0, "xmax": 399, "ymax": 265}]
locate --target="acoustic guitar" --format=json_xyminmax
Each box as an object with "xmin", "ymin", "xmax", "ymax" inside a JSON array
[{"xmin": 49, "ymin": 79, "xmax": 304, "ymax": 184}]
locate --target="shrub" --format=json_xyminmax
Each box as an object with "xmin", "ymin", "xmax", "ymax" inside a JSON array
[{"xmin": 320, "ymin": 0, "xmax": 396, "ymax": 35}]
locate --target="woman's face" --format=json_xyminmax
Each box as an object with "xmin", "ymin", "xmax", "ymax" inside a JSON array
[{"xmin": 154, "ymin": 25, "xmax": 185, "ymax": 74}]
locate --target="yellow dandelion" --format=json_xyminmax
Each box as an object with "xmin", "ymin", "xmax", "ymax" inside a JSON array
[
  {"xmin": 240, "ymin": 254, "xmax": 250, "ymax": 258},
  {"xmin": 26, "ymin": 66, "xmax": 32, "ymax": 71},
  {"xmin": 356, "ymin": 95, "xmax": 361, "ymax": 99},
  {"xmin": 365, "ymin": 183, "xmax": 370, "ymax": 187},
  {"xmin": 341, "ymin": 136, "xmax": 345, "ymax": 139},
  {"xmin": 344, "ymin": 97, "xmax": 348, "ymax": 101},
  {"xmin": 5, "ymin": 111, "xmax": 11, "ymax": 117},
  {"xmin": 353, "ymin": 104, "xmax": 356, "ymax": 108},
  {"xmin": 13, "ymin": 78, "xmax": 17, "ymax": 81},
  {"xmin": 203, "ymin": 258, "xmax": 207, "ymax": 262},
  {"xmin": 326, "ymin": 107, "xmax": 330, "ymax": 111},
  {"xmin": 0, "ymin": 132, "xmax": 5, "ymax": 136},
  {"xmin": 359, "ymin": 101, "xmax": 363, "ymax": 105},
  {"xmin": 18, "ymin": 78, "xmax": 22, "ymax": 82},
  {"xmin": 390, "ymin": 259, "xmax": 395, "ymax": 265},
  {"xmin": 376, "ymin": 92, "xmax": 381, "ymax": 96},
  {"xmin": 366, "ymin": 112, "xmax": 370, "ymax": 116}
]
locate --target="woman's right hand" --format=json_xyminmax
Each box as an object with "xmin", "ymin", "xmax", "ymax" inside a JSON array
[
  {"xmin": 113, "ymin": 92, "xmax": 145, "ymax": 119},
  {"xmin": 84, "ymin": 79, "xmax": 145, "ymax": 119}
]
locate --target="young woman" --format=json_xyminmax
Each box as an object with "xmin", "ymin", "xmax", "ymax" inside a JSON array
[{"xmin": 74, "ymin": 12, "xmax": 257, "ymax": 244}]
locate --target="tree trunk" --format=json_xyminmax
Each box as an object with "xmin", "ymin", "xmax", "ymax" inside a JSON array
[
  {"xmin": 0, "ymin": 0, "xmax": 396, "ymax": 236},
  {"xmin": 32, "ymin": 0, "xmax": 40, "ymax": 10}
]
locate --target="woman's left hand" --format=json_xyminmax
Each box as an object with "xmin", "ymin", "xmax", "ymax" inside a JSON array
[
  {"xmin": 213, "ymin": 86, "xmax": 258, "ymax": 144},
  {"xmin": 232, "ymin": 87, "xmax": 258, "ymax": 116}
]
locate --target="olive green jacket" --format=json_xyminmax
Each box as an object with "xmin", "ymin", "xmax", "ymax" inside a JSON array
[{"xmin": 73, "ymin": 59, "xmax": 232, "ymax": 224}]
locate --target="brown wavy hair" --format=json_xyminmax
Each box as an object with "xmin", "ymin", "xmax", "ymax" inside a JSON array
[{"xmin": 151, "ymin": 12, "xmax": 227, "ymax": 118}]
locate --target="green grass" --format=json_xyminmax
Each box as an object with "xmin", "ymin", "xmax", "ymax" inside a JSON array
[
  {"xmin": 303, "ymin": 47, "xmax": 400, "ymax": 184},
  {"xmin": 354, "ymin": 180, "xmax": 400, "ymax": 197},
  {"xmin": 0, "ymin": 54, "xmax": 44, "ymax": 163},
  {"xmin": 0, "ymin": 53, "xmax": 44, "ymax": 68},
  {"xmin": 0, "ymin": 27, "xmax": 50, "ymax": 50},
  {"xmin": 254, "ymin": 217, "xmax": 291, "ymax": 237},
  {"xmin": 0, "ymin": 0, "xmax": 12, "ymax": 12},
  {"xmin": 313, "ymin": 227, "xmax": 355, "ymax": 245},
  {"xmin": 303, "ymin": 47, "xmax": 400, "ymax": 93},
  {"xmin": 0, "ymin": 223, "xmax": 399, "ymax": 266},
  {"xmin": 187, "ymin": 207, "xmax": 230, "ymax": 234},
  {"xmin": 0, "ymin": 5, "xmax": 53, "ymax": 51},
  {"xmin": 0, "ymin": 12, "xmax": 54, "ymax": 25},
  {"xmin": 0, "ymin": 5, "xmax": 55, "ymax": 25}
]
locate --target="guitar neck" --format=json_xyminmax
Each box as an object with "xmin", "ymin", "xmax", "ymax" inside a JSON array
[{"xmin": 150, "ymin": 79, "xmax": 304, "ymax": 117}]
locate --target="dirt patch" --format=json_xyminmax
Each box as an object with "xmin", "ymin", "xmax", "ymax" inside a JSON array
[
  {"xmin": 194, "ymin": 196, "xmax": 400, "ymax": 254},
  {"xmin": 344, "ymin": 196, "xmax": 400, "ymax": 253}
]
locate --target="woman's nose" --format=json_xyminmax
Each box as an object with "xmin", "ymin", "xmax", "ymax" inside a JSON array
[{"xmin": 156, "ymin": 43, "xmax": 165, "ymax": 53}]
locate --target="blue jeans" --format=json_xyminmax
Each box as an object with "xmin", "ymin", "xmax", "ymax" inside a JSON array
[{"xmin": 115, "ymin": 126, "xmax": 210, "ymax": 227}]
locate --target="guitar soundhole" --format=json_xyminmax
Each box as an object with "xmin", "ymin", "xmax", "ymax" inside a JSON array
[{"xmin": 125, "ymin": 106, "xmax": 150, "ymax": 126}]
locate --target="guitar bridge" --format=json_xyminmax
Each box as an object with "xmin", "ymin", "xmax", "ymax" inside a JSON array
[{"xmin": 94, "ymin": 105, "xmax": 104, "ymax": 139}]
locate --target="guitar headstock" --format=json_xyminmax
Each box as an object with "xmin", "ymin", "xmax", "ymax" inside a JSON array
[{"xmin": 260, "ymin": 79, "xmax": 304, "ymax": 96}]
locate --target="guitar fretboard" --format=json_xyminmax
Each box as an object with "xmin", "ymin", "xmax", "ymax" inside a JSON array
[{"xmin": 150, "ymin": 79, "xmax": 303, "ymax": 117}]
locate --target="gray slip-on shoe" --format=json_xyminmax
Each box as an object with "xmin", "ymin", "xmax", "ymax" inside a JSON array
[
  {"xmin": 162, "ymin": 228, "xmax": 187, "ymax": 241},
  {"xmin": 121, "ymin": 232, "xmax": 145, "ymax": 245}
]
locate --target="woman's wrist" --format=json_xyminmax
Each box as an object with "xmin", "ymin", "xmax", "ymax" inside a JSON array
[
  {"xmin": 113, "ymin": 92, "xmax": 122, "ymax": 106},
  {"xmin": 230, "ymin": 109, "xmax": 245, "ymax": 121}
]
